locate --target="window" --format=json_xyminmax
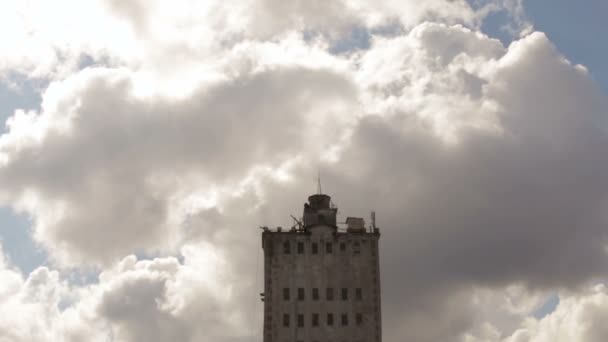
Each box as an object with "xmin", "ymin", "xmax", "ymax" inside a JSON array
[
  {"xmin": 312, "ymin": 243, "xmax": 318, "ymax": 254},
  {"xmin": 283, "ymin": 288, "xmax": 290, "ymax": 301},
  {"xmin": 298, "ymin": 288, "xmax": 305, "ymax": 301},
  {"xmin": 340, "ymin": 242, "xmax": 346, "ymax": 251},
  {"xmin": 297, "ymin": 314, "xmax": 304, "ymax": 327},
  {"xmin": 341, "ymin": 314, "xmax": 348, "ymax": 326},
  {"xmin": 326, "ymin": 288, "xmax": 334, "ymax": 301},
  {"xmin": 283, "ymin": 314, "xmax": 290, "ymax": 327},
  {"xmin": 327, "ymin": 313, "xmax": 334, "ymax": 326},
  {"xmin": 353, "ymin": 241, "xmax": 360, "ymax": 255},
  {"xmin": 297, "ymin": 242, "xmax": 304, "ymax": 254},
  {"xmin": 341, "ymin": 288, "xmax": 348, "ymax": 300},
  {"xmin": 312, "ymin": 313, "xmax": 319, "ymax": 327},
  {"xmin": 356, "ymin": 288, "xmax": 362, "ymax": 301},
  {"xmin": 283, "ymin": 241, "xmax": 290, "ymax": 254},
  {"xmin": 312, "ymin": 288, "xmax": 319, "ymax": 301},
  {"xmin": 356, "ymin": 313, "xmax": 363, "ymax": 326},
  {"xmin": 326, "ymin": 242, "xmax": 333, "ymax": 253}
]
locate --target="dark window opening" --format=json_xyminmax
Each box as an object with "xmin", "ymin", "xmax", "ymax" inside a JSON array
[
  {"xmin": 298, "ymin": 287, "xmax": 305, "ymax": 301},
  {"xmin": 312, "ymin": 313, "xmax": 319, "ymax": 327},
  {"xmin": 312, "ymin": 243, "xmax": 318, "ymax": 254},
  {"xmin": 283, "ymin": 288, "xmax": 290, "ymax": 301},
  {"xmin": 297, "ymin": 242, "xmax": 304, "ymax": 254},
  {"xmin": 340, "ymin": 242, "xmax": 346, "ymax": 251},
  {"xmin": 326, "ymin": 288, "xmax": 334, "ymax": 301},
  {"xmin": 341, "ymin": 288, "xmax": 348, "ymax": 300},
  {"xmin": 356, "ymin": 288, "xmax": 362, "ymax": 300},
  {"xmin": 353, "ymin": 241, "xmax": 360, "ymax": 255},
  {"xmin": 341, "ymin": 314, "xmax": 348, "ymax": 326},
  {"xmin": 356, "ymin": 313, "xmax": 363, "ymax": 326},
  {"xmin": 326, "ymin": 242, "xmax": 333, "ymax": 254},
  {"xmin": 312, "ymin": 288, "xmax": 319, "ymax": 301},
  {"xmin": 283, "ymin": 241, "xmax": 291, "ymax": 254},
  {"xmin": 327, "ymin": 313, "xmax": 334, "ymax": 326},
  {"xmin": 297, "ymin": 314, "xmax": 304, "ymax": 327},
  {"xmin": 283, "ymin": 314, "xmax": 290, "ymax": 327}
]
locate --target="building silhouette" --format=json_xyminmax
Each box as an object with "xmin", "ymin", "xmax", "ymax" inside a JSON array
[{"xmin": 261, "ymin": 193, "xmax": 382, "ymax": 342}]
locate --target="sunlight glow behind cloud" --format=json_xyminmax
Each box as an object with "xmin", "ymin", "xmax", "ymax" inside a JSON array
[{"xmin": 0, "ymin": 1, "xmax": 607, "ymax": 341}]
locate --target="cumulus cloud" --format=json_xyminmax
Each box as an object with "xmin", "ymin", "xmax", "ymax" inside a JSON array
[
  {"xmin": 0, "ymin": 1, "xmax": 607, "ymax": 341},
  {"xmin": 0, "ymin": 0, "xmax": 525, "ymax": 80},
  {"xmin": 325, "ymin": 29, "xmax": 608, "ymax": 340},
  {"xmin": 0, "ymin": 62, "xmax": 356, "ymax": 266},
  {"xmin": 446, "ymin": 284, "xmax": 608, "ymax": 342},
  {"xmin": 505, "ymin": 285, "xmax": 608, "ymax": 342},
  {"xmin": 0, "ymin": 241, "xmax": 253, "ymax": 342}
]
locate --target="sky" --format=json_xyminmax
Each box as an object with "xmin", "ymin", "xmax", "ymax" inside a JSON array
[{"xmin": 0, "ymin": 1, "xmax": 608, "ymax": 341}]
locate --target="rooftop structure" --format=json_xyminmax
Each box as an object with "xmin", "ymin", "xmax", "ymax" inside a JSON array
[{"xmin": 261, "ymin": 193, "xmax": 382, "ymax": 342}]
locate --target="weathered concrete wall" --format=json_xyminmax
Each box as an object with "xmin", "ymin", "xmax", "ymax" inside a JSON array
[{"xmin": 262, "ymin": 226, "xmax": 381, "ymax": 342}]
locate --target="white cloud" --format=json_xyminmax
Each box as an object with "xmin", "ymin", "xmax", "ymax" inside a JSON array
[
  {"xmin": 0, "ymin": 241, "xmax": 254, "ymax": 342},
  {"xmin": 461, "ymin": 284, "xmax": 608, "ymax": 342},
  {"xmin": 504, "ymin": 285, "xmax": 608, "ymax": 342},
  {"xmin": 0, "ymin": 1, "xmax": 606, "ymax": 341},
  {"xmin": 0, "ymin": 0, "xmax": 528, "ymax": 81},
  {"xmin": 356, "ymin": 22, "xmax": 506, "ymax": 141},
  {"xmin": 0, "ymin": 62, "xmax": 357, "ymax": 266}
]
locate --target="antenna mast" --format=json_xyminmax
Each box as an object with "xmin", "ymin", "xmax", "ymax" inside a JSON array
[
  {"xmin": 370, "ymin": 211, "xmax": 376, "ymax": 233},
  {"xmin": 317, "ymin": 171, "xmax": 322, "ymax": 194}
]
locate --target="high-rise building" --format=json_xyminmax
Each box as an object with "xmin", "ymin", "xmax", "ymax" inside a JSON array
[{"xmin": 261, "ymin": 193, "xmax": 382, "ymax": 342}]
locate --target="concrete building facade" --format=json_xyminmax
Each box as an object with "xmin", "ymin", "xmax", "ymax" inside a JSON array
[{"xmin": 261, "ymin": 193, "xmax": 382, "ymax": 342}]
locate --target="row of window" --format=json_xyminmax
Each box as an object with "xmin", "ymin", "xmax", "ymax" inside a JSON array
[
  {"xmin": 283, "ymin": 241, "xmax": 362, "ymax": 255},
  {"xmin": 291, "ymin": 341, "xmax": 366, "ymax": 342},
  {"xmin": 282, "ymin": 313, "xmax": 364, "ymax": 327},
  {"xmin": 283, "ymin": 287, "xmax": 363, "ymax": 301},
  {"xmin": 292, "ymin": 341, "xmax": 365, "ymax": 342}
]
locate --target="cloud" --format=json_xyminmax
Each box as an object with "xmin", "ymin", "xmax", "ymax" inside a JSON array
[
  {"xmin": 325, "ymin": 29, "xmax": 608, "ymax": 340},
  {"xmin": 0, "ymin": 61, "xmax": 356, "ymax": 266},
  {"xmin": 504, "ymin": 285, "xmax": 608, "ymax": 342},
  {"xmin": 0, "ymin": 1, "xmax": 606, "ymax": 341},
  {"xmin": 95, "ymin": 243, "xmax": 250, "ymax": 342},
  {"xmin": 0, "ymin": 241, "xmax": 253, "ymax": 342},
  {"xmin": 0, "ymin": 0, "xmax": 525, "ymax": 81},
  {"xmin": 0, "ymin": 244, "xmax": 75, "ymax": 341}
]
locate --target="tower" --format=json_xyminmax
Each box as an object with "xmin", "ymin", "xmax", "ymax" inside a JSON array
[{"xmin": 261, "ymin": 193, "xmax": 382, "ymax": 342}]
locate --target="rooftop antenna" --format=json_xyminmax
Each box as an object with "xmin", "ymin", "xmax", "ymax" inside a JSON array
[
  {"xmin": 370, "ymin": 211, "xmax": 376, "ymax": 233},
  {"xmin": 317, "ymin": 171, "xmax": 322, "ymax": 194},
  {"xmin": 290, "ymin": 215, "xmax": 303, "ymax": 231}
]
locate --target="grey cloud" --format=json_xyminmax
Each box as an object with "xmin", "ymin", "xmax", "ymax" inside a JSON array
[
  {"xmin": 413, "ymin": 22, "xmax": 504, "ymax": 66},
  {"xmin": 0, "ymin": 66, "xmax": 356, "ymax": 266},
  {"xmin": 104, "ymin": 0, "xmax": 150, "ymax": 34},
  {"xmin": 63, "ymin": 27, "xmax": 608, "ymax": 341},
  {"xmin": 503, "ymin": 285, "xmax": 608, "ymax": 342},
  {"xmin": 0, "ymin": 6, "xmax": 606, "ymax": 342},
  {"xmin": 322, "ymin": 33, "xmax": 608, "ymax": 340},
  {"xmin": 195, "ymin": 28, "xmax": 608, "ymax": 341},
  {"xmin": 99, "ymin": 269, "xmax": 191, "ymax": 341},
  {"xmin": 0, "ymin": 241, "xmax": 254, "ymax": 342},
  {"xmin": 252, "ymin": 0, "xmax": 358, "ymax": 38}
]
